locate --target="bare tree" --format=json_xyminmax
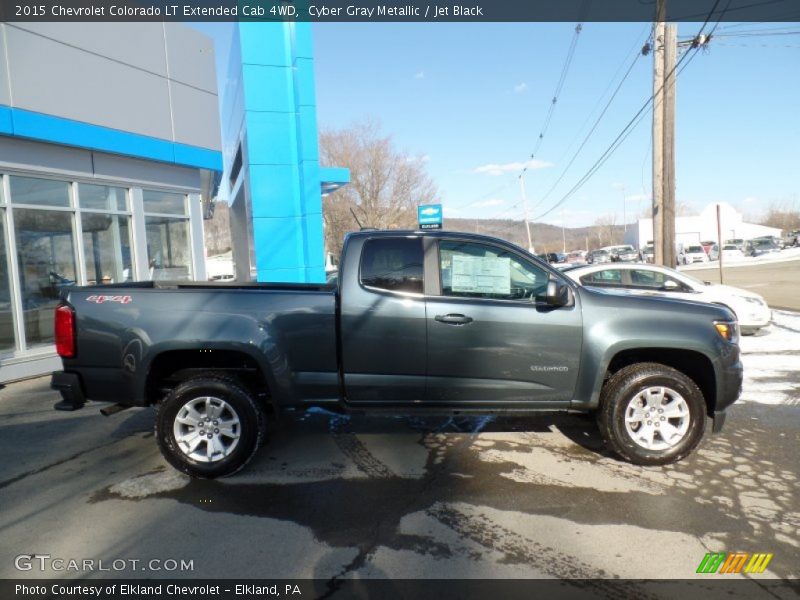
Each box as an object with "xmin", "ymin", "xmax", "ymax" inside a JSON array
[
  {"xmin": 760, "ymin": 200, "xmax": 800, "ymax": 231},
  {"xmin": 319, "ymin": 120, "xmax": 437, "ymax": 256},
  {"xmin": 593, "ymin": 213, "xmax": 621, "ymax": 247},
  {"xmin": 203, "ymin": 200, "xmax": 232, "ymax": 256}
]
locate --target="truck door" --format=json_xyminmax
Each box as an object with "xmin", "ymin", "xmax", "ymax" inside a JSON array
[
  {"xmin": 340, "ymin": 235, "xmax": 427, "ymax": 403},
  {"xmin": 425, "ymin": 238, "xmax": 582, "ymax": 406}
]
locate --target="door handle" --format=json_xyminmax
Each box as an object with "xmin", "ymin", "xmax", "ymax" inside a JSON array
[{"xmin": 435, "ymin": 313, "xmax": 473, "ymax": 325}]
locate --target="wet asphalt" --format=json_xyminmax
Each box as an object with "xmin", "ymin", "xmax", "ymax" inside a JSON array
[{"xmin": 0, "ymin": 374, "xmax": 798, "ymax": 597}]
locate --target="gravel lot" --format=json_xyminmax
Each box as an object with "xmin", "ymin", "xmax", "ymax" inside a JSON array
[{"xmin": 0, "ymin": 312, "xmax": 798, "ymax": 596}]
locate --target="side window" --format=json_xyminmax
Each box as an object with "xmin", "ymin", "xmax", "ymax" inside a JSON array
[
  {"xmin": 580, "ymin": 269, "xmax": 623, "ymax": 287},
  {"xmin": 629, "ymin": 269, "xmax": 665, "ymax": 289},
  {"xmin": 360, "ymin": 237, "xmax": 423, "ymax": 294},
  {"xmin": 439, "ymin": 240, "xmax": 548, "ymax": 301}
]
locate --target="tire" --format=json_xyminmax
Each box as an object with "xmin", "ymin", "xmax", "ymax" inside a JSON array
[
  {"xmin": 597, "ymin": 363, "xmax": 706, "ymax": 466},
  {"xmin": 156, "ymin": 376, "xmax": 267, "ymax": 478}
]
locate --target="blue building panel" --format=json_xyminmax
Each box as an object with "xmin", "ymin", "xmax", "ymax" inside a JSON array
[
  {"xmin": 293, "ymin": 58, "xmax": 317, "ymax": 107},
  {"xmin": 0, "ymin": 106, "xmax": 13, "ymax": 135},
  {"xmin": 290, "ymin": 23, "xmax": 315, "ymax": 59},
  {"xmin": 244, "ymin": 111, "xmax": 299, "ymax": 165},
  {"xmin": 2, "ymin": 106, "xmax": 221, "ymax": 172},
  {"xmin": 248, "ymin": 164, "xmax": 302, "ymax": 218},
  {"xmin": 295, "ymin": 105, "xmax": 320, "ymax": 162},
  {"xmin": 227, "ymin": 22, "xmax": 349, "ymax": 284},
  {"xmin": 302, "ymin": 213, "xmax": 326, "ymax": 269},
  {"xmin": 241, "ymin": 64, "xmax": 295, "ymax": 113},
  {"xmin": 239, "ymin": 22, "xmax": 292, "ymax": 67}
]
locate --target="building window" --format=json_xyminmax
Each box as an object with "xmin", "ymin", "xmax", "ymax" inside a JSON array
[
  {"xmin": 1, "ymin": 209, "xmax": 15, "ymax": 352},
  {"xmin": 143, "ymin": 189, "xmax": 191, "ymax": 281},
  {"xmin": 12, "ymin": 207, "xmax": 77, "ymax": 349},
  {"xmin": 145, "ymin": 216, "xmax": 192, "ymax": 281},
  {"xmin": 79, "ymin": 183, "xmax": 127, "ymax": 211},
  {"xmin": 77, "ymin": 183, "xmax": 133, "ymax": 285},
  {"xmin": 142, "ymin": 190, "xmax": 186, "ymax": 215},
  {"xmin": 81, "ymin": 213, "xmax": 134, "ymax": 284},
  {"xmin": 9, "ymin": 176, "xmax": 70, "ymax": 207}
]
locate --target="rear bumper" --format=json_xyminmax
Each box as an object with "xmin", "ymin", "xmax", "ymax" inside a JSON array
[{"xmin": 51, "ymin": 371, "xmax": 86, "ymax": 411}]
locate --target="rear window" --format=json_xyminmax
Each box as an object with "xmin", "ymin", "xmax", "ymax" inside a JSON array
[{"xmin": 360, "ymin": 237, "xmax": 424, "ymax": 294}]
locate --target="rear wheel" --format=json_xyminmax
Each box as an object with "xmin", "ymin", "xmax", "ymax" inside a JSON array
[
  {"xmin": 598, "ymin": 363, "xmax": 706, "ymax": 465},
  {"xmin": 156, "ymin": 376, "xmax": 266, "ymax": 478}
]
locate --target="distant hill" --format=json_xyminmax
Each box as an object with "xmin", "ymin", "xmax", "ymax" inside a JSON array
[{"xmin": 444, "ymin": 218, "xmax": 626, "ymax": 253}]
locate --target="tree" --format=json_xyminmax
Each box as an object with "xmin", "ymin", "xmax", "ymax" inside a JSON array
[
  {"xmin": 759, "ymin": 200, "xmax": 800, "ymax": 231},
  {"xmin": 319, "ymin": 120, "xmax": 437, "ymax": 257},
  {"xmin": 593, "ymin": 213, "xmax": 621, "ymax": 247}
]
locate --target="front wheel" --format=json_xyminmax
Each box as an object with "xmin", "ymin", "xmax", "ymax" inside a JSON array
[
  {"xmin": 156, "ymin": 376, "xmax": 266, "ymax": 478},
  {"xmin": 597, "ymin": 363, "xmax": 706, "ymax": 465}
]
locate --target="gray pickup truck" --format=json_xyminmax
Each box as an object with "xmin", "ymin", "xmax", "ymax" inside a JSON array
[{"xmin": 52, "ymin": 230, "xmax": 743, "ymax": 477}]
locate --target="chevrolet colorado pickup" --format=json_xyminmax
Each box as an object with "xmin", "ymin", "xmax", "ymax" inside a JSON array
[{"xmin": 51, "ymin": 230, "xmax": 743, "ymax": 477}]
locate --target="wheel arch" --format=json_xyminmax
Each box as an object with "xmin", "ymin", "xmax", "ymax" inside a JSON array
[
  {"xmin": 143, "ymin": 346, "xmax": 278, "ymax": 414},
  {"xmin": 602, "ymin": 348, "xmax": 717, "ymax": 417}
]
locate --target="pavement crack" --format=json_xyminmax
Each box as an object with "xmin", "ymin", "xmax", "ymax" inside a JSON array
[{"xmin": 0, "ymin": 437, "xmax": 125, "ymax": 490}]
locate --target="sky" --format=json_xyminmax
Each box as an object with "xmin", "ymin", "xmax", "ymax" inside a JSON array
[{"xmin": 193, "ymin": 22, "xmax": 800, "ymax": 228}]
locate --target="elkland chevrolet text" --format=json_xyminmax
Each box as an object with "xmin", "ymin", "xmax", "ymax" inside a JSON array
[{"xmin": 52, "ymin": 231, "xmax": 743, "ymax": 477}]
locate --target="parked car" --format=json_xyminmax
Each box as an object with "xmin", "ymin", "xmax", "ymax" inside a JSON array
[
  {"xmin": 680, "ymin": 245, "xmax": 709, "ymax": 265},
  {"xmin": 724, "ymin": 238, "xmax": 745, "ymax": 251},
  {"xmin": 536, "ymin": 252, "xmax": 561, "ymax": 264},
  {"xmin": 606, "ymin": 245, "xmax": 639, "ymax": 262},
  {"xmin": 744, "ymin": 239, "xmax": 781, "ymax": 257},
  {"xmin": 588, "ymin": 249, "xmax": 611, "ymax": 264},
  {"xmin": 782, "ymin": 229, "xmax": 800, "ymax": 248},
  {"xmin": 640, "ymin": 245, "xmax": 655, "ymax": 263},
  {"xmin": 52, "ymin": 230, "xmax": 742, "ymax": 477},
  {"xmin": 565, "ymin": 250, "xmax": 587, "ymax": 265},
  {"xmin": 564, "ymin": 262, "xmax": 770, "ymax": 335},
  {"xmin": 708, "ymin": 244, "xmax": 744, "ymax": 261}
]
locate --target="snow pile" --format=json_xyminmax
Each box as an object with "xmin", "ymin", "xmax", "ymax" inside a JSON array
[{"xmin": 738, "ymin": 310, "xmax": 800, "ymax": 406}]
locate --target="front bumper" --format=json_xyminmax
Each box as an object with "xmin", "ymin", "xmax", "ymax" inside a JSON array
[
  {"xmin": 712, "ymin": 410, "xmax": 727, "ymax": 433},
  {"xmin": 51, "ymin": 371, "xmax": 86, "ymax": 411}
]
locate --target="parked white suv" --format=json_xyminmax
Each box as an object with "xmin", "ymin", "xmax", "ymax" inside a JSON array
[{"xmin": 680, "ymin": 245, "xmax": 709, "ymax": 264}]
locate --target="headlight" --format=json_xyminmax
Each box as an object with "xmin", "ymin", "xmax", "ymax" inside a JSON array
[{"xmin": 714, "ymin": 320, "xmax": 739, "ymax": 344}]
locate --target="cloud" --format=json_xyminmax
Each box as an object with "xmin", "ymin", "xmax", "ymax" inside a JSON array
[
  {"xmin": 406, "ymin": 154, "xmax": 430, "ymax": 163},
  {"xmin": 414, "ymin": 71, "xmax": 425, "ymax": 79},
  {"xmin": 472, "ymin": 198, "xmax": 506, "ymax": 208},
  {"xmin": 474, "ymin": 159, "xmax": 552, "ymax": 177},
  {"xmin": 514, "ymin": 82, "xmax": 528, "ymax": 93}
]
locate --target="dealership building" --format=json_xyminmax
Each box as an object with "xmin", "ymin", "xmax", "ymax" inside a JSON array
[
  {"xmin": 625, "ymin": 203, "xmax": 782, "ymax": 250},
  {"xmin": 0, "ymin": 23, "xmax": 222, "ymax": 382}
]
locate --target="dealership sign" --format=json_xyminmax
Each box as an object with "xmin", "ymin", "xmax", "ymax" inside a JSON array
[{"xmin": 418, "ymin": 204, "xmax": 442, "ymax": 230}]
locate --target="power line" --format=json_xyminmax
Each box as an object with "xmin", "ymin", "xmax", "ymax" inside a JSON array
[
  {"xmin": 532, "ymin": 44, "xmax": 646, "ymax": 210},
  {"xmin": 534, "ymin": 0, "xmax": 728, "ymax": 221},
  {"xmin": 530, "ymin": 23, "xmax": 651, "ymax": 202},
  {"xmin": 521, "ymin": 1, "xmax": 592, "ymax": 176}
]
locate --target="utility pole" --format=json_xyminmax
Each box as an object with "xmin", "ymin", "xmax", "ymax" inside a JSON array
[
  {"xmin": 621, "ymin": 184, "xmax": 627, "ymax": 233},
  {"xmin": 519, "ymin": 174, "xmax": 534, "ymax": 252},
  {"xmin": 652, "ymin": 0, "xmax": 677, "ymax": 268}
]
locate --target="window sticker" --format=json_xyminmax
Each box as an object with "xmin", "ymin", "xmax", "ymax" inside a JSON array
[{"xmin": 451, "ymin": 255, "xmax": 511, "ymax": 295}]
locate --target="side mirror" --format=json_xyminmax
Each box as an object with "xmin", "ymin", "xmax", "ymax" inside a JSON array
[
  {"xmin": 662, "ymin": 279, "xmax": 680, "ymax": 291},
  {"xmin": 546, "ymin": 279, "xmax": 572, "ymax": 307}
]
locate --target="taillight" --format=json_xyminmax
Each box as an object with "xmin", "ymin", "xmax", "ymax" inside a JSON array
[{"xmin": 55, "ymin": 305, "xmax": 76, "ymax": 358}]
